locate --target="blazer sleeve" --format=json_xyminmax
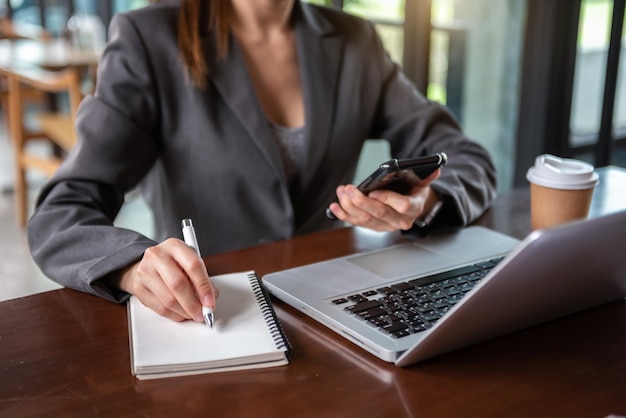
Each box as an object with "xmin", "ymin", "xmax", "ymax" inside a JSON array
[
  {"xmin": 366, "ymin": 23, "xmax": 497, "ymax": 232},
  {"xmin": 27, "ymin": 14, "xmax": 162, "ymax": 303}
]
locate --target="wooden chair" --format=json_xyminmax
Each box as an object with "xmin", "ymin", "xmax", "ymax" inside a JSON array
[
  {"xmin": 5, "ymin": 67, "xmax": 83, "ymax": 226},
  {"xmin": 0, "ymin": 19, "xmax": 50, "ymax": 137}
]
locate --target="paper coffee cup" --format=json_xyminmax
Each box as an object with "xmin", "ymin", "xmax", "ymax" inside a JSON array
[{"xmin": 526, "ymin": 154, "xmax": 599, "ymax": 230}]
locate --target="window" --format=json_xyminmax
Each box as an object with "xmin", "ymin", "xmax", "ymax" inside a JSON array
[
  {"xmin": 570, "ymin": 0, "xmax": 626, "ymax": 165},
  {"xmin": 6, "ymin": 0, "xmax": 527, "ymax": 191},
  {"xmin": 112, "ymin": 0, "xmax": 149, "ymax": 15},
  {"xmin": 3, "ymin": 0, "xmax": 148, "ymax": 34},
  {"xmin": 8, "ymin": 0, "xmax": 69, "ymax": 36},
  {"xmin": 436, "ymin": 0, "xmax": 526, "ymax": 190},
  {"xmin": 305, "ymin": 0, "xmax": 526, "ymax": 191},
  {"xmin": 515, "ymin": 0, "xmax": 625, "ymax": 186}
]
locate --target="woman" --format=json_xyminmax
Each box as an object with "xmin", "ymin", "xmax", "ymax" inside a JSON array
[{"xmin": 28, "ymin": 0, "xmax": 496, "ymax": 323}]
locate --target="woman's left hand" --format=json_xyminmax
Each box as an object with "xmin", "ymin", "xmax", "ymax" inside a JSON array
[{"xmin": 328, "ymin": 169, "xmax": 441, "ymax": 232}]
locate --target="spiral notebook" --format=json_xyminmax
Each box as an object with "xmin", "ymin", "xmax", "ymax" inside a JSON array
[{"xmin": 128, "ymin": 271, "xmax": 291, "ymax": 379}]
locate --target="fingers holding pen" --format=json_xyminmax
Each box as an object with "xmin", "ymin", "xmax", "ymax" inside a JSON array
[
  {"xmin": 145, "ymin": 239, "xmax": 207, "ymax": 321},
  {"xmin": 180, "ymin": 218, "xmax": 219, "ymax": 323},
  {"xmin": 175, "ymin": 239, "xmax": 219, "ymax": 312},
  {"xmin": 119, "ymin": 244, "xmax": 191, "ymax": 322},
  {"xmin": 119, "ymin": 238, "xmax": 218, "ymax": 323}
]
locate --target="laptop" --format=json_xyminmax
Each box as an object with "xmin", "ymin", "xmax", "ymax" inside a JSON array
[{"xmin": 263, "ymin": 210, "xmax": 626, "ymax": 366}]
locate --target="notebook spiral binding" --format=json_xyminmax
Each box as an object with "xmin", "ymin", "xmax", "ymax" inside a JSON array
[{"xmin": 248, "ymin": 272, "xmax": 293, "ymax": 356}]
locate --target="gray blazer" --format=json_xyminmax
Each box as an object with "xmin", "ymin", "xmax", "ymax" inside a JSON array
[{"xmin": 27, "ymin": 0, "xmax": 496, "ymax": 302}]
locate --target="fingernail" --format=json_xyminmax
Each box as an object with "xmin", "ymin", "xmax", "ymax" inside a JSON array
[{"xmin": 202, "ymin": 294, "xmax": 214, "ymax": 309}]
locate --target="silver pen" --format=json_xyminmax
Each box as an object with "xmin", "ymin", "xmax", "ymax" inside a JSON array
[{"xmin": 181, "ymin": 218, "xmax": 214, "ymax": 328}]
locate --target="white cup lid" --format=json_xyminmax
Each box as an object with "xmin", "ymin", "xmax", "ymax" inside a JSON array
[{"xmin": 526, "ymin": 154, "xmax": 599, "ymax": 190}]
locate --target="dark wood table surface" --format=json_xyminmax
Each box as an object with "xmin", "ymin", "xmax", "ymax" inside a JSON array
[{"xmin": 1, "ymin": 167, "xmax": 625, "ymax": 418}]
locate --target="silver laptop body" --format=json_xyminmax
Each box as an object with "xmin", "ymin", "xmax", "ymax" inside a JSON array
[{"xmin": 263, "ymin": 210, "xmax": 626, "ymax": 366}]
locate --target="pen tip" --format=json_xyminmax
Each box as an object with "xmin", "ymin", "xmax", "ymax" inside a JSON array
[{"xmin": 204, "ymin": 312, "xmax": 214, "ymax": 328}]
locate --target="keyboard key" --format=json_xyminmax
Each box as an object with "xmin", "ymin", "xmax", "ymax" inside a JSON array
[
  {"xmin": 452, "ymin": 276, "xmax": 470, "ymax": 285},
  {"xmin": 391, "ymin": 293, "xmax": 412, "ymax": 303},
  {"xmin": 332, "ymin": 298, "xmax": 349, "ymax": 305},
  {"xmin": 409, "ymin": 265, "xmax": 481, "ymax": 287},
  {"xmin": 403, "ymin": 301, "xmax": 419, "ymax": 310},
  {"xmin": 376, "ymin": 287, "xmax": 397, "ymax": 295},
  {"xmin": 367, "ymin": 316, "xmax": 390, "ymax": 327},
  {"xmin": 403, "ymin": 317, "xmax": 425, "ymax": 327},
  {"xmin": 421, "ymin": 283, "xmax": 440, "ymax": 291},
  {"xmin": 390, "ymin": 282, "xmax": 414, "ymax": 292},
  {"xmin": 357, "ymin": 306, "xmax": 387, "ymax": 320},
  {"xmin": 395, "ymin": 310, "xmax": 414, "ymax": 321},
  {"xmin": 387, "ymin": 303, "xmax": 404, "ymax": 314},
  {"xmin": 347, "ymin": 294, "xmax": 369, "ymax": 303},
  {"xmin": 440, "ymin": 279, "xmax": 456, "ymax": 288},
  {"xmin": 391, "ymin": 329, "xmax": 411, "ymax": 338},
  {"xmin": 408, "ymin": 288, "xmax": 427, "ymax": 297},
  {"xmin": 345, "ymin": 299, "xmax": 383, "ymax": 313},
  {"xmin": 432, "ymin": 300, "xmax": 450, "ymax": 310},
  {"xmin": 436, "ymin": 307, "xmax": 451, "ymax": 316},
  {"xmin": 382, "ymin": 320, "xmax": 408, "ymax": 333},
  {"xmin": 443, "ymin": 287, "xmax": 461, "ymax": 296},
  {"xmin": 409, "ymin": 324, "xmax": 428, "ymax": 333},
  {"xmin": 475, "ymin": 261, "xmax": 497, "ymax": 270},
  {"xmin": 416, "ymin": 295, "xmax": 434, "ymax": 304},
  {"xmin": 459, "ymin": 282, "xmax": 475, "ymax": 292},
  {"xmin": 430, "ymin": 292, "xmax": 447, "ymax": 301}
]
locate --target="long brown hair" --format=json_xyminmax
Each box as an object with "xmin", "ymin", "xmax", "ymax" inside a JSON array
[{"xmin": 178, "ymin": 0, "xmax": 230, "ymax": 89}]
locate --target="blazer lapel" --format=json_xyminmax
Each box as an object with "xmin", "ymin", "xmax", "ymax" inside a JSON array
[
  {"xmin": 204, "ymin": 3, "xmax": 344, "ymax": 201},
  {"xmin": 294, "ymin": 4, "xmax": 344, "ymax": 197},
  {"xmin": 206, "ymin": 33, "xmax": 287, "ymax": 186}
]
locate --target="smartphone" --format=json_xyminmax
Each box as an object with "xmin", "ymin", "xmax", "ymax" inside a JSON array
[{"xmin": 326, "ymin": 152, "xmax": 447, "ymax": 220}]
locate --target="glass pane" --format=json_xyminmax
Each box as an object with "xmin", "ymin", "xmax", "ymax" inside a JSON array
[
  {"xmin": 74, "ymin": 0, "xmax": 98, "ymax": 15},
  {"xmin": 342, "ymin": 0, "xmax": 405, "ymax": 64},
  {"xmin": 7, "ymin": 0, "xmax": 67, "ymax": 36},
  {"xmin": 9, "ymin": 0, "xmax": 41, "ymax": 26},
  {"xmin": 304, "ymin": 0, "xmax": 331, "ymax": 6},
  {"xmin": 42, "ymin": 0, "xmax": 68, "ymax": 36},
  {"xmin": 343, "ymin": 0, "xmax": 404, "ymax": 22},
  {"xmin": 614, "ymin": 11, "xmax": 626, "ymax": 134},
  {"xmin": 429, "ymin": 0, "xmax": 455, "ymax": 103},
  {"xmin": 113, "ymin": 0, "xmax": 150, "ymax": 14},
  {"xmin": 570, "ymin": 0, "xmax": 612, "ymax": 145},
  {"xmin": 302, "ymin": 1, "xmax": 405, "ymax": 73},
  {"xmin": 434, "ymin": 0, "xmax": 525, "ymax": 191},
  {"xmin": 374, "ymin": 23, "xmax": 403, "ymax": 64}
]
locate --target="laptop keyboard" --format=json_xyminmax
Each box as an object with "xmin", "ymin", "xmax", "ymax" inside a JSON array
[{"xmin": 331, "ymin": 257, "xmax": 504, "ymax": 339}]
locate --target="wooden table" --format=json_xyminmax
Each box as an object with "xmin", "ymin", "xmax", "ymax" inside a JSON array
[
  {"xmin": 0, "ymin": 38, "xmax": 99, "ymax": 71},
  {"xmin": 1, "ymin": 167, "xmax": 625, "ymax": 418}
]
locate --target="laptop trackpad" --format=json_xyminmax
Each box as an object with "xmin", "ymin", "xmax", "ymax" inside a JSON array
[{"xmin": 347, "ymin": 244, "xmax": 452, "ymax": 280}]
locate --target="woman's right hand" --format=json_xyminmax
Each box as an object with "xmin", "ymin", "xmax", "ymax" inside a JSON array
[{"xmin": 116, "ymin": 238, "xmax": 218, "ymax": 322}]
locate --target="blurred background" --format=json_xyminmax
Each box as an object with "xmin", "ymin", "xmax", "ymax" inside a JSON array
[
  {"xmin": 2, "ymin": 0, "xmax": 624, "ymax": 190},
  {"xmin": 0, "ymin": 0, "xmax": 624, "ymax": 299}
]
